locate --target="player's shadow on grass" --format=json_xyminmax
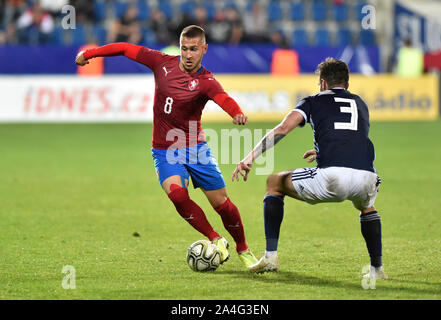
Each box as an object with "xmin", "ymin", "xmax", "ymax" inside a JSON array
[{"xmin": 217, "ymin": 270, "xmax": 441, "ymax": 296}]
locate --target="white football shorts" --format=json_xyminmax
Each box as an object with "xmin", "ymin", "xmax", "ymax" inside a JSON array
[{"xmin": 291, "ymin": 166, "xmax": 381, "ymax": 211}]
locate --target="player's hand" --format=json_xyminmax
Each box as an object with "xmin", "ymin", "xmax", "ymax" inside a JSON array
[
  {"xmin": 303, "ymin": 149, "xmax": 317, "ymax": 163},
  {"xmin": 75, "ymin": 51, "xmax": 89, "ymax": 66},
  {"xmin": 232, "ymin": 160, "xmax": 252, "ymax": 182},
  {"xmin": 233, "ymin": 114, "xmax": 248, "ymax": 125}
]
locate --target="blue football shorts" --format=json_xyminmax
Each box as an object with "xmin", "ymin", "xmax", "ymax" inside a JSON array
[{"xmin": 151, "ymin": 142, "xmax": 226, "ymax": 191}]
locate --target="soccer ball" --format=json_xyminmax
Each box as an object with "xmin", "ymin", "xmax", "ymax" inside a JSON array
[{"xmin": 187, "ymin": 240, "xmax": 221, "ymax": 272}]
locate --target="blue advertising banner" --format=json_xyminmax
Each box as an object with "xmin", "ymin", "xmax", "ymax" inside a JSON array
[{"xmin": 0, "ymin": 44, "xmax": 379, "ymax": 75}]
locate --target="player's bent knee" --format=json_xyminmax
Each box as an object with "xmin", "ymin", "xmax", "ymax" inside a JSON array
[
  {"xmin": 265, "ymin": 174, "xmax": 279, "ymax": 192},
  {"xmin": 162, "ymin": 175, "xmax": 188, "ymax": 195},
  {"xmin": 207, "ymin": 195, "xmax": 228, "ymax": 210},
  {"xmin": 266, "ymin": 171, "xmax": 291, "ymax": 195},
  {"xmin": 168, "ymin": 184, "xmax": 190, "ymax": 203},
  {"xmin": 202, "ymin": 188, "xmax": 228, "ymax": 209}
]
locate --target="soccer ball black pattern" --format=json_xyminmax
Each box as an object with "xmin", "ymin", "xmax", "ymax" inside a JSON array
[{"xmin": 187, "ymin": 240, "xmax": 221, "ymax": 272}]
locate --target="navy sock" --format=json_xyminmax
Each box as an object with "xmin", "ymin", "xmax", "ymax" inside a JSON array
[
  {"xmin": 360, "ymin": 211, "xmax": 382, "ymax": 267},
  {"xmin": 263, "ymin": 194, "xmax": 285, "ymax": 252}
]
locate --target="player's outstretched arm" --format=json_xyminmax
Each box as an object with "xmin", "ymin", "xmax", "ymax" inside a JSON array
[
  {"xmin": 75, "ymin": 42, "xmax": 144, "ymax": 66},
  {"xmin": 232, "ymin": 110, "xmax": 304, "ymax": 182}
]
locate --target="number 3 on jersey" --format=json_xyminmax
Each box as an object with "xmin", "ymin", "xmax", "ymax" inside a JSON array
[
  {"xmin": 334, "ymin": 97, "xmax": 358, "ymax": 131},
  {"xmin": 164, "ymin": 97, "xmax": 173, "ymax": 114}
]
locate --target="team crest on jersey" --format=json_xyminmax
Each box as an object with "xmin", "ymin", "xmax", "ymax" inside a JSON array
[{"xmin": 188, "ymin": 79, "xmax": 199, "ymax": 91}]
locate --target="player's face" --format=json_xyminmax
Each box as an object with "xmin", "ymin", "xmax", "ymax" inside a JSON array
[{"xmin": 179, "ymin": 36, "xmax": 207, "ymax": 73}]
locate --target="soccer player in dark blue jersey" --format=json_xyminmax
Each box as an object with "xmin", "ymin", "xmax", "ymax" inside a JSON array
[{"xmin": 232, "ymin": 58, "xmax": 386, "ymax": 279}]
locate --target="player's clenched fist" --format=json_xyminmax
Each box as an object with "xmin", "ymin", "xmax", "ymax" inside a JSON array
[{"xmin": 75, "ymin": 51, "xmax": 89, "ymax": 66}]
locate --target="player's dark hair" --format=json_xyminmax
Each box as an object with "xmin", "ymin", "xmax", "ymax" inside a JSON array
[
  {"xmin": 180, "ymin": 25, "xmax": 206, "ymax": 43},
  {"xmin": 316, "ymin": 58, "xmax": 349, "ymax": 87}
]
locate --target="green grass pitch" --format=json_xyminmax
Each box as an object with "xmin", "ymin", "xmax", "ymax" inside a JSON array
[{"xmin": 0, "ymin": 121, "xmax": 440, "ymax": 300}]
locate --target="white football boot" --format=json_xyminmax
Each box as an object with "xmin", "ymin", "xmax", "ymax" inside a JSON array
[
  {"xmin": 363, "ymin": 265, "xmax": 388, "ymax": 280},
  {"xmin": 248, "ymin": 252, "xmax": 280, "ymax": 273}
]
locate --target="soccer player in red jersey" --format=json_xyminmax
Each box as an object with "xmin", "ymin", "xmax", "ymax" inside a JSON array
[{"xmin": 75, "ymin": 25, "xmax": 258, "ymax": 268}]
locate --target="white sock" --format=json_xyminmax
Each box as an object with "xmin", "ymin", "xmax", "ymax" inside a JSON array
[{"xmin": 265, "ymin": 251, "xmax": 277, "ymax": 258}]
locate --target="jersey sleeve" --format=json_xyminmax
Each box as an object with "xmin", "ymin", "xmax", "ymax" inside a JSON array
[
  {"xmin": 201, "ymin": 76, "xmax": 226, "ymax": 99},
  {"xmin": 135, "ymin": 46, "xmax": 167, "ymax": 70},
  {"xmin": 293, "ymin": 97, "xmax": 311, "ymax": 127},
  {"xmin": 83, "ymin": 42, "xmax": 141, "ymax": 60},
  {"xmin": 212, "ymin": 93, "xmax": 243, "ymax": 118},
  {"xmin": 202, "ymin": 77, "xmax": 244, "ymax": 118},
  {"xmin": 82, "ymin": 43, "xmax": 165, "ymax": 70}
]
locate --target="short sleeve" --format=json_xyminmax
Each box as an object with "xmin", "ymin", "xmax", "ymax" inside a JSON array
[{"xmin": 292, "ymin": 98, "xmax": 311, "ymax": 127}]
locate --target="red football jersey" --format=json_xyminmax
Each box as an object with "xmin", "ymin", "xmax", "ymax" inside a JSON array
[
  {"xmin": 82, "ymin": 43, "xmax": 241, "ymax": 149},
  {"xmin": 134, "ymin": 47, "xmax": 226, "ymax": 149}
]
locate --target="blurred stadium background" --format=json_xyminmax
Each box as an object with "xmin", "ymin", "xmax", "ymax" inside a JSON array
[{"xmin": 0, "ymin": 0, "xmax": 440, "ymax": 122}]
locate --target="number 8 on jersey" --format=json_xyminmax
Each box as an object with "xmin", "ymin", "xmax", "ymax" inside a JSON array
[{"xmin": 164, "ymin": 97, "xmax": 173, "ymax": 114}]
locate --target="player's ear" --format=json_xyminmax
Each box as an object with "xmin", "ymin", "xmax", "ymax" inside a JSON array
[
  {"xmin": 320, "ymin": 79, "xmax": 327, "ymax": 91},
  {"xmin": 203, "ymin": 43, "xmax": 208, "ymax": 54},
  {"xmin": 345, "ymin": 82, "xmax": 349, "ymax": 90}
]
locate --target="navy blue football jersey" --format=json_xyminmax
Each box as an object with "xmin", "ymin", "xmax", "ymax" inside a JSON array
[{"xmin": 294, "ymin": 88, "xmax": 375, "ymax": 172}]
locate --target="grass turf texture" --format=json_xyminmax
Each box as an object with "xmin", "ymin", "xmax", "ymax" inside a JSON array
[{"xmin": 0, "ymin": 121, "xmax": 440, "ymax": 300}]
